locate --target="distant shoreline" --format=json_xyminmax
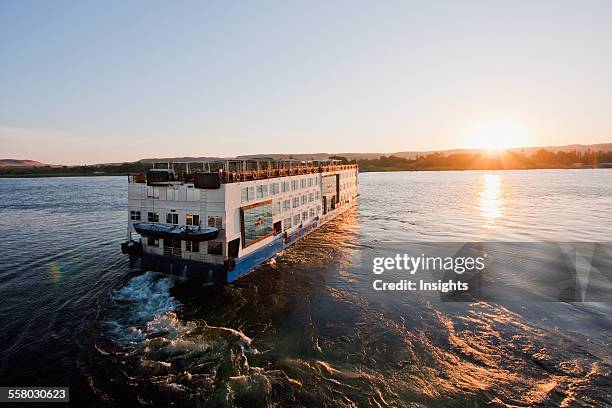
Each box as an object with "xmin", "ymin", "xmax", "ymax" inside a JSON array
[
  {"xmin": 2, "ymin": 146, "xmax": 612, "ymax": 178},
  {"xmin": 2, "ymin": 148, "xmax": 611, "ymax": 178},
  {"xmin": 1, "ymin": 166, "xmax": 610, "ymax": 179},
  {"xmin": 0, "ymin": 173, "xmax": 130, "ymax": 178}
]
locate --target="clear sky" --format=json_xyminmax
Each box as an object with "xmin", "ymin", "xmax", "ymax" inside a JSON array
[{"xmin": 1, "ymin": 1, "xmax": 611, "ymax": 164}]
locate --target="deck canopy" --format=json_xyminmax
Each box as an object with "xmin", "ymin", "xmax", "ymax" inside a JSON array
[{"xmin": 129, "ymin": 158, "xmax": 356, "ymax": 185}]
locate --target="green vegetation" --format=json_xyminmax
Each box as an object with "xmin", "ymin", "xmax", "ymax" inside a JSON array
[
  {"xmin": 0, "ymin": 162, "xmax": 152, "ymax": 178},
  {"xmin": 1, "ymin": 149, "xmax": 612, "ymax": 178},
  {"xmin": 356, "ymin": 149, "xmax": 612, "ymax": 172}
]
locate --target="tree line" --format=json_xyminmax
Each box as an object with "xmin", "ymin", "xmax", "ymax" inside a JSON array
[
  {"xmin": 349, "ymin": 149, "xmax": 612, "ymax": 171},
  {"xmin": 1, "ymin": 149, "xmax": 611, "ymax": 177}
]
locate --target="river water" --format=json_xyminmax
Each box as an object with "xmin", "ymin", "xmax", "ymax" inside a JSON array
[{"xmin": 0, "ymin": 170, "xmax": 610, "ymax": 407}]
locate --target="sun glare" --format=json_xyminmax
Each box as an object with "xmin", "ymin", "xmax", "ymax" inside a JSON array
[{"xmin": 464, "ymin": 119, "xmax": 531, "ymax": 151}]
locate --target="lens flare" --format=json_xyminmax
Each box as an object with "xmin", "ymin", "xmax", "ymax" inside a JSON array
[{"xmin": 49, "ymin": 261, "xmax": 65, "ymax": 284}]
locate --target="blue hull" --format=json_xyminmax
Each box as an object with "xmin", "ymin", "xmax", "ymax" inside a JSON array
[{"xmin": 137, "ymin": 205, "xmax": 349, "ymax": 284}]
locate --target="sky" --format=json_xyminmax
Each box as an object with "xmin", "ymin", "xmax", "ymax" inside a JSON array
[{"xmin": 1, "ymin": 1, "xmax": 612, "ymax": 165}]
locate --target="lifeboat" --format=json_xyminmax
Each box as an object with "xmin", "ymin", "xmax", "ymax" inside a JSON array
[{"xmin": 133, "ymin": 222, "xmax": 220, "ymax": 241}]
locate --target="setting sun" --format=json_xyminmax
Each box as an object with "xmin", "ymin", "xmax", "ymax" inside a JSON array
[{"xmin": 464, "ymin": 120, "xmax": 532, "ymax": 151}]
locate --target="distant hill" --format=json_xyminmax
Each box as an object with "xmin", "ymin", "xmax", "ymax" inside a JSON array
[{"xmin": 0, "ymin": 159, "xmax": 54, "ymax": 168}]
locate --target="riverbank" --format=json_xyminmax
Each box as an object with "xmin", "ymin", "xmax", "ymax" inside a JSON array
[
  {"xmin": 0, "ymin": 172, "xmax": 131, "ymax": 178},
  {"xmin": 2, "ymin": 166, "xmax": 610, "ymax": 178},
  {"xmin": 3, "ymin": 148, "xmax": 611, "ymax": 177}
]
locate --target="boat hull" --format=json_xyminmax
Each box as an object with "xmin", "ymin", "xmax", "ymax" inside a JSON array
[{"xmin": 134, "ymin": 202, "xmax": 353, "ymax": 284}]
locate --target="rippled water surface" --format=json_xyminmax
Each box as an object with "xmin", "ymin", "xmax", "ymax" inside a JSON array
[{"xmin": 0, "ymin": 170, "xmax": 610, "ymax": 407}]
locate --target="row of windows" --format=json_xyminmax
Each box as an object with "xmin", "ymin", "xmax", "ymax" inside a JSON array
[
  {"xmin": 340, "ymin": 180, "xmax": 357, "ymax": 190},
  {"xmin": 339, "ymin": 192, "xmax": 355, "ymax": 202},
  {"xmin": 241, "ymin": 177, "xmax": 320, "ymax": 203},
  {"xmin": 131, "ymin": 211, "xmax": 222, "ymax": 228},
  {"xmin": 279, "ymin": 191, "xmax": 319, "ymax": 213},
  {"xmin": 146, "ymin": 186, "xmax": 200, "ymax": 201},
  {"xmin": 147, "ymin": 237, "xmax": 223, "ymax": 255},
  {"xmin": 282, "ymin": 205, "xmax": 320, "ymax": 230},
  {"xmin": 339, "ymin": 171, "xmax": 358, "ymax": 180}
]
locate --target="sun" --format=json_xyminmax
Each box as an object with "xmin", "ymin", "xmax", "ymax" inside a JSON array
[{"xmin": 464, "ymin": 119, "xmax": 531, "ymax": 151}]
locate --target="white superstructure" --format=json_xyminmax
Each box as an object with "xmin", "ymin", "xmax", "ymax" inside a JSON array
[{"xmin": 124, "ymin": 159, "xmax": 359, "ymax": 283}]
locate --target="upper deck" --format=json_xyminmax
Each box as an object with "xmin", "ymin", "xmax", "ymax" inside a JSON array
[{"xmin": 128, "ymin": 158, "xmax": 358, "ymax": 186}]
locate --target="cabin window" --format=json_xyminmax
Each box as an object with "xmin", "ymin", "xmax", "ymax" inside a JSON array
[
  {"xmin": 186, "ymin": 214, "xmax": 200, "ymax": 226},
  {"xmin": 293, "ymin": 214, "xmax": 301, "ymax": 225},
  {"xmin": 282, "ymin": 200, "xmax": 290, "ymax": 211},
  {"xmin": 316, "ymin": 205, "xmax": 321, "ymax": 213},
  {"xmin": 281, "ymin": 181, "xmax": 290, "ymax": 193},
  {"xmin": 147, "ymin": 212, "xmax": 159, "ymax": 222},
  {"xmin": 309, "ymin": 193, "xmax": 314, "ymax": 202},
  {"xmin": 207, "ymin": 241, "xmax": 223, "ymax": 255},
  {"xmin": 165, "ymin": 188, "xmax": 176, "ymax": 201},
  {"xmin": 130, "ymin": 210, "xmax": 141, "ymax": 220},
  {"xmin": 147, "ymin": 237, "xmax": 159, "ymax": 247},
  {"xmin": 271, "ymin": 183, "xmax": 280, "ymax": 195},
  {"xmin": 283, "ymin": 217, "xmax": 291, "ymax": 230},
  {"xmin": 308, "ymin": 178, "xmax": 313, "ymax": 187},
  {"xmin": 300, "ymin": 179, "xmax": 306, "ymax": 188},
  {"xmin": 185, "ymin": 241, "xmax": 199, "ymax": 252},
  {"xmin": 166, "ymin": 213, "xmax": 178, "ymax": 224},
  {"xmin": 146, "ymin": 186, "xmax": 160, "ymax": 198},
  {"xmin": 208, "ymin": 215, "xmax": 223, "ymax": 229},
  {"xmin": 241, "ymin": 186, "xmax": 255, "ymax": 203},
  {"xmin": 273, "ymin": 201, "xmax": 281, "ymax": 215},
  {"xmin": 301, "ymin": 195, "xmax": 307, "ymax": 205},
  {"xmin": 186, "ymin": 188, "xmax": 199, "ymax": 201},
  {"xmin": 256, "ymin": 184, "xmax": 268, "ymax": 198},
  {"xmin": 292, "ymin": 197, "xmax": 300, "ymax": 208},
  {"xmin": 291, "ymin": 180, "xmax": 299, "ymax": 190},
  {"xmin": 309, "ymin": 208, "xmax": 315, "ymax": 218},
  {"xmin": 315, "ymin": 191, "xmax": 320, "ymax": 200},
  {"xmin": 302, "ymin": 210, "xmax": 308, "ymax": 220}
]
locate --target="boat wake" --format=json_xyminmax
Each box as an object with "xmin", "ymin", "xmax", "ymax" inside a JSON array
[
  {"xmin": 105, "ymin": 272, "xmax": 178, "ymax": 343},
  {"xmin": 92, "ymin": 272, "xmax": 287, "ymax": 407}
]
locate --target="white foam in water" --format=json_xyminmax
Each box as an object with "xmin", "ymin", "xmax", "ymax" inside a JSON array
[
  {"xmin": 109, "ymin": 271, "xmax": 179, "ymax": 343},
  {"xmin": 105, "ymin": 270, "xmax": 260, "ymax": 399}
]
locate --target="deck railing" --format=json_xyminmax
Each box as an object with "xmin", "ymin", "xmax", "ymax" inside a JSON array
[{"xmin": 129, "ymin": 164, "xmax": 358, "ymax": 184}]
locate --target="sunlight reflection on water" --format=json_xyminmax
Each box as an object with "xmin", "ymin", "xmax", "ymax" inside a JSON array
[{"xmin": 479, "ymin": 173, "xmax": 503, "ymax": 229}]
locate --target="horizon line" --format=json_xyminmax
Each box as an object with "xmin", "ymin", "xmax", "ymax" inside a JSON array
[{"xmin": 3, "ymin": 140, "xmax": 612, "ymax": 167}]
